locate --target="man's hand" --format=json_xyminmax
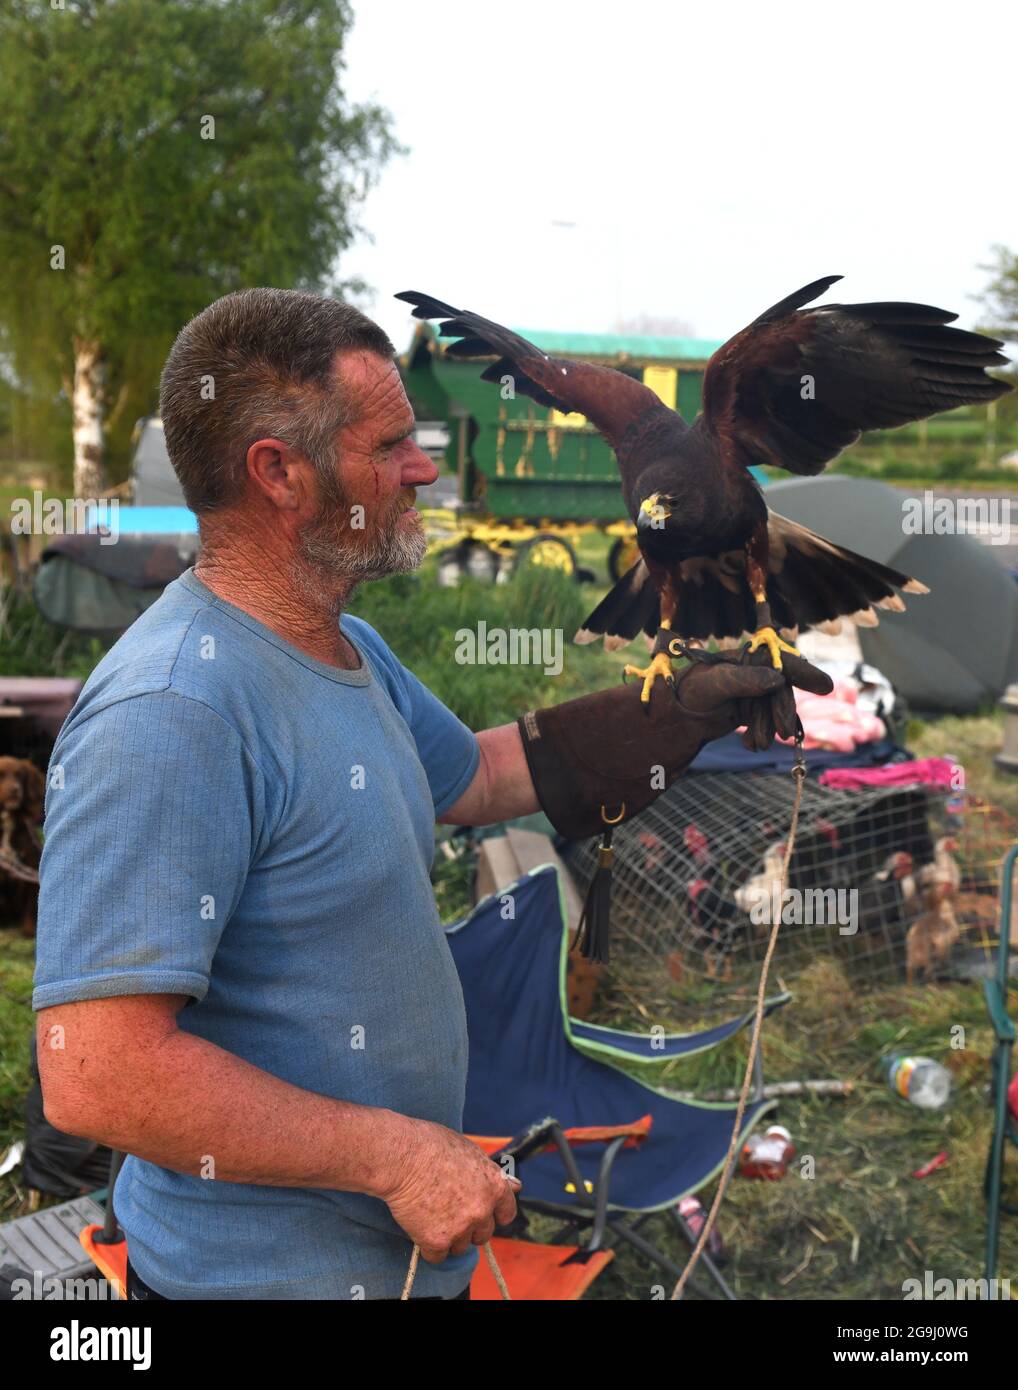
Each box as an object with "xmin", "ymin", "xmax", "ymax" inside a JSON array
[
  {"xmin": 382, "ymin": 1118, "xmax": 520, "ymax": 1263},
  {"xmin": 677, "ymin": 643, "xmax": 833, "ymax": 751}
]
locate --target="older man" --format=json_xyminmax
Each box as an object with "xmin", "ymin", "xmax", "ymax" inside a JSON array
[{"xmin": 33, "ymin": 289, "xmax": 812, "ymax": 1301}]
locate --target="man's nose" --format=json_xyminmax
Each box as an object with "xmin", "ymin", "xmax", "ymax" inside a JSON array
[{"xmin": 401, "ymin": 441, "xmax": 439, "ymax": 487}]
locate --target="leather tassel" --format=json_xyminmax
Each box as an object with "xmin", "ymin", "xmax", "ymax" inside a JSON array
[{"xmin": 574, "ymin": 817, "xmax": 618, "ymax": 964}]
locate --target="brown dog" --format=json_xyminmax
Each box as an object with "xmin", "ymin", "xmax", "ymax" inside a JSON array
[{"xmin": 0, "ymin": 756, "xmax": 45, "ymax": 936}]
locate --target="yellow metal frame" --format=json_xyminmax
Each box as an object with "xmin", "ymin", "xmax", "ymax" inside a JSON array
[{"xmin": 420, "ymin": 508, "xmax": 636, "ymax": 556}]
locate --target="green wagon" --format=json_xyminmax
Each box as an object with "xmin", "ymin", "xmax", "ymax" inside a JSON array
[{"xmin": 401, "ymin": 320, "xmax": 723, "ymax": 582}]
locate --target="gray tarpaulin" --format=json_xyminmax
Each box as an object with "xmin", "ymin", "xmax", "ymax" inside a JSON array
[{"xmin": 766, "ymin": 475, "xmax": 1018, "ymax": 712}]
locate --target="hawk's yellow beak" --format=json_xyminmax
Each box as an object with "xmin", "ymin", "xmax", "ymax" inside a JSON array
[{"xmin": 639, "ymin": 493, "xmax": 671, "ymax": 524}]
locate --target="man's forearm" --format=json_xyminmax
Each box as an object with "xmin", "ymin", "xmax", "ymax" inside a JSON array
[
  {"xmin": 440, "ymin": 722, "xmax": 539, "ymax": 826},
  {"xmin": 38, "ymin": 1003, "xmax": 414, "ymax": 1199}
]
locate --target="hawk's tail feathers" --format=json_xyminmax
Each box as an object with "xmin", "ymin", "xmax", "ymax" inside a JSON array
[{"xmin": 574, "ymin": 559, "xmax": 660, "ymax": 651}]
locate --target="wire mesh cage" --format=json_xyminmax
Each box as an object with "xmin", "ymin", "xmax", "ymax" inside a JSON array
[{"xmin": 563, "ymin": 773, "xmax": 1016, "ymax": 991}]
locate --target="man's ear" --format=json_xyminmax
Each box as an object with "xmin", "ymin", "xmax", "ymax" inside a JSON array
[{"xmin": 245, "ymin": 438, "xmax": 311, "ymax": 512}]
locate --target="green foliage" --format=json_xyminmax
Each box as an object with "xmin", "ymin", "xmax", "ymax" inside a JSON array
[
  {"xmin": 348, "ymin": 565, "xmax": 594, "ymax": 729},
  {"xmin": 833, "ymin": 453, "xmax": 1018, "ymax": 486},
  {"xmin": 0, "ymin": 592, "xmax": 108, "ymax": 679},
  {"xmin": 0, "ymin": 0, "xmax": 400, "ymax": 481},
  {"xmin": 978, "ymin": 244, "xmax": 1018, "ymax": 345}
]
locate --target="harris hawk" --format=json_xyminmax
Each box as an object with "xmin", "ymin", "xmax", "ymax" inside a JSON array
[{"xmin": 397, "ymin": 278, "xmax": 1011, "ymax": 698}]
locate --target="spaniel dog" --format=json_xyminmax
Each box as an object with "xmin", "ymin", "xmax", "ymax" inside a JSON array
[{"xmin": 0, "ymin": 756, "xmax": 45, "ymax": 937}]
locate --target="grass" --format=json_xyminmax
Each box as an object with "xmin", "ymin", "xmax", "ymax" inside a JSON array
[
  {"xmin": 566, "ymin": 958, "xmax": 1018, "ymax": 1300},
  {"xmin": 0, "ymin": 592, "xmax": 109, "ymax": 679}
]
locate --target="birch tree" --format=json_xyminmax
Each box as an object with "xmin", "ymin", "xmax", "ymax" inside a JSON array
[{"xmin": 0, "ymin": 0, "xmax": 397, "ymax": 495}]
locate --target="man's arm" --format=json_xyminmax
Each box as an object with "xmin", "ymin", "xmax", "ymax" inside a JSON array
[
  {"xmin": 439, "ymin": 722, "xmax": 538, "ymax": 827},
  {"xmin": 38, "ymin": 994, "xmax": 517, "ymax": 1265}
]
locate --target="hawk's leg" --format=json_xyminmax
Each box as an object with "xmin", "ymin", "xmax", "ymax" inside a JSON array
[
  {"xmin": 623, "ymin": 585, "xmax": 680, "ymax": 703},
  {"xmin": 745, "ymin": 536, "xmax": 799, "ymax": 671}
]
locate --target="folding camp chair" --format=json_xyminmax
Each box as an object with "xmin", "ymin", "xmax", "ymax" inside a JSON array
[
  {"xmin": 446, "ymin": 863, "xmax": 792, "ymax": 1299},
  {"xmin": 984, "ymin": 843, "xmax": 1017, "ymax": 1283}
]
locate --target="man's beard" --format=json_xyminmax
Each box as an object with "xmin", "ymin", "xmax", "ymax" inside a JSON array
[{"xmin": 293, "ymin": 478, "xmax": 427, "ymax": 610}]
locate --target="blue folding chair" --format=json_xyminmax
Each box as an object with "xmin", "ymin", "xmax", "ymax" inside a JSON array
[{"xmin": 446, "ymin": 864, "xmax": 791, "ymax": 1299}]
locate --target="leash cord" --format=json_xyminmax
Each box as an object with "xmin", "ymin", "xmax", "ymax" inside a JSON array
[
  {"xmin": 670, "ymin": 731, "xmax": 807, "ymax": 1300},
  {"xmin": 401, "ymin": 1239, "xmax": 511, "ymax": 1301}
]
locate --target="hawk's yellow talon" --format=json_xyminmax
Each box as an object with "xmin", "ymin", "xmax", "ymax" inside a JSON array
[
  {"xmin": 622, "ymin": 651, "xmax": 674, "ymax": 703},
  {"xmin": 746, "ymin": 625, "xmax": 800, "ymax": 670}
]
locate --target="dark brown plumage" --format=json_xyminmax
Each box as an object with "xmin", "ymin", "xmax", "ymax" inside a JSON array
[{"xmin": 396, "ymin": 280, "xmax": 1011, "ymax": 681}]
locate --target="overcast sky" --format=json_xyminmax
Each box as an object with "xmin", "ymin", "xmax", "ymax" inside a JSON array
[{"xmin": 343, "ymin": 0, "xmax": 1016, "ymax": 354}]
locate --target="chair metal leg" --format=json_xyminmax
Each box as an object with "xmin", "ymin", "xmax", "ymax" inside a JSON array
[
  {"xmin": 94, "ymin": 1149, "xmax": 125, "ymax": 1246},
  {"xmin": 670, "ymin": 1207, "xmax": 738, "ymax": 1301},
  {"xmin": 608, "ymin": 1215, "xmax": 725, "ymax": 1301},
  {"xmin": 985, "ymin": 1040, "xmax": 1015, "ymax": 1281},
  {"xmin": 985, "ymin": 844, "xmax": 1017, "ymax": 1282}
]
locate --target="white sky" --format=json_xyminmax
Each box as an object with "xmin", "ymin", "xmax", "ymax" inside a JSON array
[{"xmin": 343, "ymin": 0, "xmax": 1017, "ymax": 354}]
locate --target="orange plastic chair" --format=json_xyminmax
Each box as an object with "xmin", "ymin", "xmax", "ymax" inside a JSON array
[
  {"xmin": 465, "ymin": 1117, "xmax": 651, "ymax": 1299},
  {"xmin": 79, "ymin": 1221, "xmax": 127, "ymax": 1300}
]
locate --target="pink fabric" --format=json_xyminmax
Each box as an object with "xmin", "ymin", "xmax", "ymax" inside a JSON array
[
  {"xmin": 738, "ymin": 679, "xmax": 886, "ymax": 753},
  {"xmin": 793, "ymin": 681, "xmax": 886, "ymax": 752},
  {"xmin": 818, "ymin": 757, "xmax": 960, "ymax": 791}
]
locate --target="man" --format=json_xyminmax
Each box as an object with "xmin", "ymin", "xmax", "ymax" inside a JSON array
[{"xmin": 34, "ymin": 288, "xmax": 822, "ymax": 1300}]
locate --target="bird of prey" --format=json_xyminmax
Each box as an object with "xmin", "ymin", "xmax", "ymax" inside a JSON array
[{"xmin": 396, "ymin": 279, "xmax": 1010, "ymax": 699}]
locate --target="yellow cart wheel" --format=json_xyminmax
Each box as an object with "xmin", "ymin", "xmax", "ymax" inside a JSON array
[{"xmin": 512, "ymin": 533, "xmax": 577, "ymax": 578}]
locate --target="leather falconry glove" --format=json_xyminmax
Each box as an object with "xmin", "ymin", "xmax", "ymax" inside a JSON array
[{"xmin": 517, "ymin": 646, "xmax": 833, "ymax": 961}]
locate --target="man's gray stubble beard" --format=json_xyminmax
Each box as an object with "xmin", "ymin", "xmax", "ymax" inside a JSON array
[{"xmin": 293, "ymin": 500, "xmax": 427, "ymax": 609}]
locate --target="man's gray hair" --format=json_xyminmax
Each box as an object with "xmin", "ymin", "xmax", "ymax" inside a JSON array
[{"xmin": 159, "ymin": 288, "xmax": 394, "ymax": 513}]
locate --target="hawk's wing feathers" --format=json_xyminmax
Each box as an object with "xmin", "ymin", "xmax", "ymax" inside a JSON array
[
  {"xmin": 702, "ymin": 278, "xmax": 1010, "ymax": 477},
  {"xmin": 396, "ymin": 290, "xmax": 669, "ymax": 448}
]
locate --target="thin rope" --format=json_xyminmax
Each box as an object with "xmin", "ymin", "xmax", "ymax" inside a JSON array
[
  {"xmin": 401, "ymin": 1239, "xmax": 511, "ymax": 1301},
  {"xmin": 670, "ymin": 736, "xmax": 807, "ymax": 1301},
  {"xmin": 400, "ymin": 1244, "xmax": 420, "ymax": 1301}
]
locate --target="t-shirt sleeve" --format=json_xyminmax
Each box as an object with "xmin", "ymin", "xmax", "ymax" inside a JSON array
[
  {"xmin": 345, "ymin": 617, "xmax": 480, "ymax": 818},
  {"xmin": 32, "ymin": 690, "xmax": 263, "ymax": 1011}
]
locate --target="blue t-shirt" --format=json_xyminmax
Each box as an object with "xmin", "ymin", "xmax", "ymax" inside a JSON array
[{"xmin": 32, "ymin": 569, "xmax": 481, "ymax": 1299}]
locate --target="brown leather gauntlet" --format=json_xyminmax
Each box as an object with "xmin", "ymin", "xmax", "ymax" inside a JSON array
[{"xmin": 518, "ymin": 646, "xmax": 833, "ymax": 840}]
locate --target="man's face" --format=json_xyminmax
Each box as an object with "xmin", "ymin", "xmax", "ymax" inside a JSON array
[{"xmin": 296, "ymin": 349, "xmax": 438, "ymax": 592}]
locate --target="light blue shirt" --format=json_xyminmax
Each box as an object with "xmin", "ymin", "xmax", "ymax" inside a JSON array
[{"xmin": 33, "ymin": 570, "xmax": 480, "ymax": 1299}]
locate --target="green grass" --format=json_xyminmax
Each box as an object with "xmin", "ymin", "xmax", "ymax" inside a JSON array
[
  {"xmin": 0, "ymin": 592, "xmax": 109, "ymax": 679},
  {"xmin": 565, "ymin": 957, "xmax": 1018, "ymax": 1300},
  {"xmin": 347, "ymin": 558, "xmax": 623, "ymax": 724}
]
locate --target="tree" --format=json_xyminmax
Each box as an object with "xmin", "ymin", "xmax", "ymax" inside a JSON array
[
  {"xmin": 978, "ymin": 245, "xmax": 1018, "ymax": 345},
  {"xmin": 0, "ymin": 0, "xmax": 398, "ymax": 494},
  {"xmin": 977, "ymin": 246, "xmax": 1018, "ymax": 424}
]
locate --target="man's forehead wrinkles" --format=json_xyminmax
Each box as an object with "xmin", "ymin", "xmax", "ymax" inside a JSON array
[{"xmin": 343, "ymin": 363, "xmax": 407, "ymax": 424}]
